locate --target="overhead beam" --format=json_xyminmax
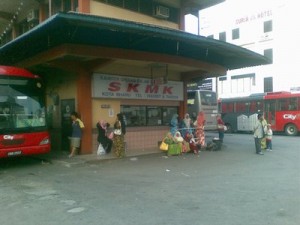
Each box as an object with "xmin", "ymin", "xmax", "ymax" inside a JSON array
[
  {"xmin": 16, "ymin": 43, "xmax": 226, "ymax": 75},
  {"xmin": 0, "ymin": 11, "xmax": 13, "ymax": 20}
]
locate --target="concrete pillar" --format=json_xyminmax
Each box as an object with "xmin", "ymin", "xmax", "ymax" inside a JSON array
[
  {"xmin": 77, "ymin": 68, "xmax": 93, "ymax": 154},
  {"xmin": 78, "ymin": 0, "xmax": 90, "ymax": 13}
]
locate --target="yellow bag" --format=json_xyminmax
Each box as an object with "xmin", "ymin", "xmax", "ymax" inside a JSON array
[{"xmin": 159, "ymin": 139, "xmax": 169, "ymax": 151}]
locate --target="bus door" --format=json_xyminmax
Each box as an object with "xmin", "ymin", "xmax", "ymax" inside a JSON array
[
  {"xmin": 187, "ymin": 91, "xmax": 198, "ymax": 121},
  {"xmin": 61, "ymin": 99, "xmax": 75, "ymax": 151},
  {"xmin": 264, "ymin": 100, "xmax": 276, "ymax": 126}
]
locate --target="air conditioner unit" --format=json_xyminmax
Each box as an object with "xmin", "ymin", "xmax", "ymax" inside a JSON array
[
  {"xmin": 27, "ymin": 9, "xmax": 39, "ymax": 22},
  {"xmin": 154, "ymin": 5, "xmax": 170, "ymax": 19}
]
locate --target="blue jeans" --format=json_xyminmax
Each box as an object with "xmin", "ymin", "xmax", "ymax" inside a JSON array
[
  {"xmin": 218, "ymin": 131, "xmax": 224, "ymax": 142},
  {"xmin": 254, "ymin": 137, "xmax": 262, "ymax": 153},
  {"xmin": 266, "ymin": 139, "xmax": 272, "ymax": 150}
]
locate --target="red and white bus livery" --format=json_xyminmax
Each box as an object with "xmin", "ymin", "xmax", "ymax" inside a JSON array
[
  {"xmin": 0, "ymin": 66, "xmax": 51, "ymax": 158},
  {"xmin": 219, "ymin": 91, "xmax": 300, "ymax": 136}
]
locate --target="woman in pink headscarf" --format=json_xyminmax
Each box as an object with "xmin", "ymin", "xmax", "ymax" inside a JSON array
[
  {"xmin": 96, "ymin": 120, "xmax": 112, "ymax": 153},
  {"xmin": 195, "ymin": 111, "xmax": 206, "ymax": 149}
]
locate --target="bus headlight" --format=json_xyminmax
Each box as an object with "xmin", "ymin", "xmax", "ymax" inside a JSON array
[{"xmin": 40, "ymin": 138, "xmax": 50, "ymax": 145}]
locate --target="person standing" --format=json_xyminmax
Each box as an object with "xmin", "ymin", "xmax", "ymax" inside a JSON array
[
  {"xmin": 253, "ymin": 114, "xmax": 264, "ymax": 155},
  {"xmin": 112, "ymin": 113, "xmax": 126, "ymax": 158},
  {"xmin": 260, "ymin": 114, "xmax": 268, "ymax": 150},
  {"xmin": 195, "ymin": 111, "xmax": 206, "ymax": 148},
  {"xmin": 216, "ymin": 114, "xmax": 225, "ymax": 143},
  {"xmin": 265, "ymin": 124, "xmax": 273, "ymax": 151},
  {"xmin": 170, "ymin": 114, "xmax": 178, "ymax": 136},
  {"xmin": 180, "ymin": 113, "xmax": 192, "ymax": 138},
  {"xmin": 69, "ymin": 112, "xmax": 84, "ymax": 158}
]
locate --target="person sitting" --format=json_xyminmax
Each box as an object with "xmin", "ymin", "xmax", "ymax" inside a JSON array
[
  {"xmin": 163, "ymin": 132, "xmax": 181, "ymax": 156},
  {"xmin": 184, "ymin": 132, "xmax": 200, "ymax": 154},
  {"xmin": 174, "ymin": 131, "xmax": 190, "ymax": 153}
]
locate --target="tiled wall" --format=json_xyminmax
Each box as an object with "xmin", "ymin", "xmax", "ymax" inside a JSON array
[{"xmin": 92, "ymin": 126, "xmax": 169, "ymax": 153}]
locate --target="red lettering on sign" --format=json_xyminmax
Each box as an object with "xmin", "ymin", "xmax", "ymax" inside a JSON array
[
  {"xmin": 108, "ymin": 82, "xmax": 121, "ymax": 91},
  {"xmin": 145, "ymin": 85, "xmax": 159, "ymax": 93},
  {"xmin": 163, "ymin": 86, "xmax": 173, "ymax": 94},
  {"xmin": 127, "ymin": 83, "xmax": 139, "ymax": 92}
]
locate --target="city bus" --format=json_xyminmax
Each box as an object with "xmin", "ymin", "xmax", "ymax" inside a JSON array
[
  {"xmin": 187, "ymin": 90, "xmax": 218, "ymax": 130},
  {"xmin": 219, "ymin": 91, "xmax": 300, "ymax": 136},
  {"xmin": 0, "ymin": 66, "xmax": 51, "ymax": 158}
]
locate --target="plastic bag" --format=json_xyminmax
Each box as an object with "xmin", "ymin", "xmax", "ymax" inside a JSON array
[{"xmin": 97, "ymin": 144, "xmax": 106, "ymax": 155}]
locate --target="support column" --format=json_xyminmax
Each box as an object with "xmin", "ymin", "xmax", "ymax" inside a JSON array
[
  {"xmin": 179, "ymin": 6, "xmax": 186, "ymax": 31},
  {"xmin": 77, "ymin": 69, "xmax": 92, "ymax": 154},
  {"xmin": 78, "ymin": 0, "xmax": 90, "ymax": 13},
  {"xmin": 179, "ymin": 79, "xmax": 188, "ymax": 119}
]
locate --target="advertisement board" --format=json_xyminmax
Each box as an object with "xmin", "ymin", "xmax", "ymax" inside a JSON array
[{"xmin": 92, "ymin": 74, "xmax": 183, "ymax": 101}]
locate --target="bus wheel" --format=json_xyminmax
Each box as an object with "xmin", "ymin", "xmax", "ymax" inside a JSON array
[{"xmin": 285, "ymin": 124, "xmax": 298, "ymax": 136}]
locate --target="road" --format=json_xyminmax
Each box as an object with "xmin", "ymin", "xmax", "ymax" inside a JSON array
[{"xmin": 0, "ymin": 133, "xmax": 299, "ymax": 225}]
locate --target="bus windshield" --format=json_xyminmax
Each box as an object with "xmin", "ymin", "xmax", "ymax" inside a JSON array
[
  {"xmin": 0, "ymin": 76, "xmax": 46, "ymax": 133},
  {"xmin": 199, "ymin": 91, "xmax": 217, "ymax": 106},
  {"xmin": 188, "ymin": 91, "xmax": 217, "ymax": 106}
]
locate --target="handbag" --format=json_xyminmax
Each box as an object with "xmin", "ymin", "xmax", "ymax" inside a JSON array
[
  {"xmin": 223, "ymin": 125, "xmax": 227, "ymax": 131},
  {"xmin": 159, "ymin": 139, "xmax": 169, "ymax": 151},
  {"xmin": 113, "ymin": 129, "xmax": 122, "ymax": 135},
  {"xmin": 218, "ymin": 124, "xmax": 224, "ymax": 129}
]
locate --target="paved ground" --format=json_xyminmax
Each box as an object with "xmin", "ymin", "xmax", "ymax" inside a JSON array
[{"xmin": 0, "ymin": 133, "xmax": 299, "ymax": 225}]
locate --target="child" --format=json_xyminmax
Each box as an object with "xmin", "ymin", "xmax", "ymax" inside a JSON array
[
  {"xmin": 184, "ymin": 132, "xmax": 200, "ymax": 154},
  {"xmin": 265, "ymin": 124, "xmax": 273, "ymax": 151}
]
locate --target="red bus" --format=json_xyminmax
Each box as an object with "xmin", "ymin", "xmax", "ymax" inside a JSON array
[
  {"xmin": 0, "ymin": 66, "xmax": 51, "ymax": 158},
  {"xmin": 219, "ymin": 91, "xmax": 300, "ymax": 136}
]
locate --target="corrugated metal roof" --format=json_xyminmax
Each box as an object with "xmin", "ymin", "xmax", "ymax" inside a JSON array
[{"xmin": 0, "ymin": 12, "xmax": 270, "ymax": 69}]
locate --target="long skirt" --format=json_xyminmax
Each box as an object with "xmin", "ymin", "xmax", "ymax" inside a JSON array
[
  {"xmin": 113, "ymin": 134, "xmax": 125, "ymax": 158},
  {"xmin": 196, "ymin": 128, "xmax": 206, "ymax": 147}
]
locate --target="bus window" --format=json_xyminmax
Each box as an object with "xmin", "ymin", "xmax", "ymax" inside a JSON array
[
  {"xmin": 249, "ymin": 101, "xmax": 257, "ymax": 112},
  {"xmin": 298, "ymin": 97, "xmax": 300, "ymax": 110},
  {"xmin": 236, "ymin": 102, "xmax": 247, "ymax": 113},
  {"xmin": 187, "ymin": 92, "xmax": 196, "ymax": 105},
  {"xmin": 199, "ymin": 91, "xmax": 217, "ymax": 106},
  {"xmin": 257, "ymin": 101, "xmax": 263, "ymax": 112},
  {"xmin": 288, "ymin": 98, "xmax": 297, "ymax": 111},
  {"xmin": 278, "ymin": 99, "xmax": 289, "ymax": 111},
  {"xmin": 221, "ymin": 102, "xmax": 234, "ymax": 113}
]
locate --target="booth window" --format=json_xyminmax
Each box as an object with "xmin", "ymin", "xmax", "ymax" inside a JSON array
[{"xmin": 121, "ymin": 105, "xmax": 178, "ymax": 127}]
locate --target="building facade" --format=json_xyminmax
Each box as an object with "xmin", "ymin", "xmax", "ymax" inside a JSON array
[
  {"xmin": 199, "ymin": 0, "xmax": 300, "ymax": 98},
  {"xmin": 0, "ymin": 0, "xmax": 268, "ymax": 155}
]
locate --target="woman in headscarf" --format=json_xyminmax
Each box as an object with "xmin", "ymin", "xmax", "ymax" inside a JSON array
[
  {"xmin": 96, "ymin": 120, "xmax": 112, "ymax": 153},
  {"xmin": 181, "ymin": 113, "xmax": 192, "ymax": 137},
  {"xmin": 195, "ymin": 111, "xmax": 206, "ymax": 148},
  {"xmin": 170, "ymin": 114, "xmax": 178, "ymax": 136},
  {"xmin": 112, "ymin": 113, "xmax": 126, "ymax": 158},
  {"xmin": 216, "ymin": 114, "xmax": 225, "ymax": 143}
]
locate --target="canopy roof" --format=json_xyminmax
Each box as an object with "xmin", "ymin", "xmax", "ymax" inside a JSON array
[{"xmin": 0, "ymin": 12, "xmax": 270, "ymax": 70}]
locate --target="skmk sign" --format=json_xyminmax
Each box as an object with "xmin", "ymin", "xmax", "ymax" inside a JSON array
[{"xmin": 92, "ymin": 74, "xmax": 183, "ymax": 101}]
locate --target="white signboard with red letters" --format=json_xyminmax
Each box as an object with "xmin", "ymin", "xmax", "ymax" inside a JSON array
[{"xmin": 92, "ymin": 74, "xmax": 183, "ymax": 101}]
